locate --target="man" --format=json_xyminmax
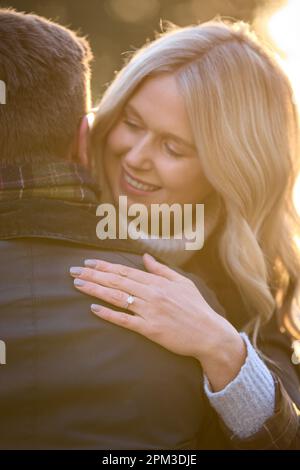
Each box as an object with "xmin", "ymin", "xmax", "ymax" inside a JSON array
[
  {"xmin": 0, "ymin": 8, "xmax": 226, "ymax": 449},
  {"xmin": 0, "ymin": 9, "xmax": 299, "ymax": 450}
]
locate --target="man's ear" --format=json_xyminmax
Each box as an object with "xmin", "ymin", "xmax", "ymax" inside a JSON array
[{"xmin": 69, "ymin": 115, "xmax": 90, "ymax": 169}]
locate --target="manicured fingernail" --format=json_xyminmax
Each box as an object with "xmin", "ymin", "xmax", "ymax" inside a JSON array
[
  {"xmin": 70, "ymin": 267, "xmax": 83, "ymax": 276},
  {"xmin": 84, "ymin": 259, "xmax": 98, "ymax": 268},
  {"xmin": 91, "ymin": 304, "xmax": 101, "ymax": 313},
  {"xmin": 74, "ymin": 278, "xmax": 85, "ymax": 287}
]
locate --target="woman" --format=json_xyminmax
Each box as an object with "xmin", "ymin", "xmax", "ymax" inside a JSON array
[{"xmin": 70, "ymin": 19, "xmax": 300, "ymax": 448}]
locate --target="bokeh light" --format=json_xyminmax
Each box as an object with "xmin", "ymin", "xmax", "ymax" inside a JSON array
[{"xmin": 105, "ymin": 0, "xmax": 160, "ymax": 24}]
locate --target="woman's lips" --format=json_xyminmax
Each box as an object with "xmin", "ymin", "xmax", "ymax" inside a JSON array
[{"xmin": 120, "ymin": 168, "xmax": 161, "ymax": 196}]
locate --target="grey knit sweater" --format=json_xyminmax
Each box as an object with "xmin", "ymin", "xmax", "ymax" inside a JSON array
[{"xmin": 204, "ymin": 332, "xmax": 275, "ymax": 438}]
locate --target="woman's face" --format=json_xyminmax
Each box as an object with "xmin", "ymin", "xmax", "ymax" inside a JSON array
[{"xmin": 103, "ymin": 73, "xmax": 212, "ymax": 209}]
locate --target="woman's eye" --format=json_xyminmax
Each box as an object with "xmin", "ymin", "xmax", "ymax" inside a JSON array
[
  {"xmin": 123, "ymin": 119, "xmax": 141, "ymax": 130},
  {"xmin": 164, "ymin": 143, "xmax": 183, "ymax": 158}
]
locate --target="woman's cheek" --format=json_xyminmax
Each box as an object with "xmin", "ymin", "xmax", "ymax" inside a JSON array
[
  {"xmin": 105, "ymin": 126, "xmax": 123, "ymax": 155},
  {"xmin": 107, "ymin": 124, "xmax": 133, "ymax": 156}
]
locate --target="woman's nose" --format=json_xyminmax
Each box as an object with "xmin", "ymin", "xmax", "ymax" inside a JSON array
[{"xmin": 124, "ymin": 133, "xmax": 154, "ymax": 170}]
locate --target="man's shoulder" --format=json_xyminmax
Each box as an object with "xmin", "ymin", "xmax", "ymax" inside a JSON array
[{"xmin": 0, "ymin": 237, "xmax": 146, "ymax": 274}]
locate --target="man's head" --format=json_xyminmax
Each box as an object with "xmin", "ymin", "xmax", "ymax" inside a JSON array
[{"xmin": 0, "ymin": 9, "xmax": 93, "ymax": 165}]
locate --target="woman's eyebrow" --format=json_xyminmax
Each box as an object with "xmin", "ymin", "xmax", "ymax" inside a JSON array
[
  {"xmin": 124, "ymin": 104, "xmax": 143, "ymax": 122},
  {"xmin": 125, "ymin": 103, "xmax": 195, "ymax": 150}
]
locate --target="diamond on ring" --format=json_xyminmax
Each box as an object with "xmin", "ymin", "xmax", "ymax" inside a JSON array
[{"xmin": 125, "ymin": 295, "xmax": 135, "ymax": 309}]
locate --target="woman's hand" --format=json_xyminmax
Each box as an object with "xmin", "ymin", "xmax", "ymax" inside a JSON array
[{"xmin": 70, "ymin": 253, "xmax": 246, "ymax": 391}]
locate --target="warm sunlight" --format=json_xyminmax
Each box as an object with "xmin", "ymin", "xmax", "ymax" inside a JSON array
[
  {"xmin": 87, "ymin": 112, "xmax": 95, "ymax": 128},
  {"xmin": 267, "ymin": 0, "xmax": 300, "ymax": 107},
  {"xmin": 262, "ymin": 0, "xmax": 300, "ymax": 245}
]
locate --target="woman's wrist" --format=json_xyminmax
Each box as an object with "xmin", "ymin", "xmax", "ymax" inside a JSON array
[
  {"xmin": 203, "ymin": 333, "xmax": 276, "ymax": 439},
  {"xmin": 195, "ymin": 318, "xmax": 247, "ymax": 392}
]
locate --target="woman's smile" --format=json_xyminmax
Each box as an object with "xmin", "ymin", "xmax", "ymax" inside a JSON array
[{"xmin": 120, "ymin": 167, "xmax": 162, "ymax": 196}]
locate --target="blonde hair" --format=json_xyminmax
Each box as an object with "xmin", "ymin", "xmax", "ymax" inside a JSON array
[{"xmin": 92, "ymin": 19, "xmax": 300, "ymax": 341}]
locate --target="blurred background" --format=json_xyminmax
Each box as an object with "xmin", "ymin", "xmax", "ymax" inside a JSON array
[
  {"xmin": 0, "ymin": 0, "xmax": 296, "ymax": 102},
  {"xmin": 0, "ymin": 0, "xmax": 299, "ymax": 212}
]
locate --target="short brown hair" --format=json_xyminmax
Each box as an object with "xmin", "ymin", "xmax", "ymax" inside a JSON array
[{"xmin": 0, "ymin": 8, "xmax": 93, "ymax": 164}]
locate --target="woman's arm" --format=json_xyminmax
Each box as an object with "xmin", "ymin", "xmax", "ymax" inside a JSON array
[{"xmin": 70, "ymin": 253, "xmax": 300, "ymax": 449}]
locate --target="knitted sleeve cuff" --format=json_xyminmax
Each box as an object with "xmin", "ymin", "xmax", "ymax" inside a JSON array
[{"xmin": 203, "ymin": 332, "xmax": 275, "ymax": 439}]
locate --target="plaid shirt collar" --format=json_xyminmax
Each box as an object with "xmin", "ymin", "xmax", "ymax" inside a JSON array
[{"xmin": 0, "ymin": 160, "xmax": 101, "ymax": 205}]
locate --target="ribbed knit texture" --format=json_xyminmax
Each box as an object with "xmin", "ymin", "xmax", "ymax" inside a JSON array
[
  {"xmin": 203, "ymin": 332, "xmax": 275, "ymax": 439},
  {"xmin": 123, "ymin": 213, "xmax": 197, "ymax": 266},
  {"xmin": 126, "ymin": 193, "xmax": 222, "ymax": 266}
]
